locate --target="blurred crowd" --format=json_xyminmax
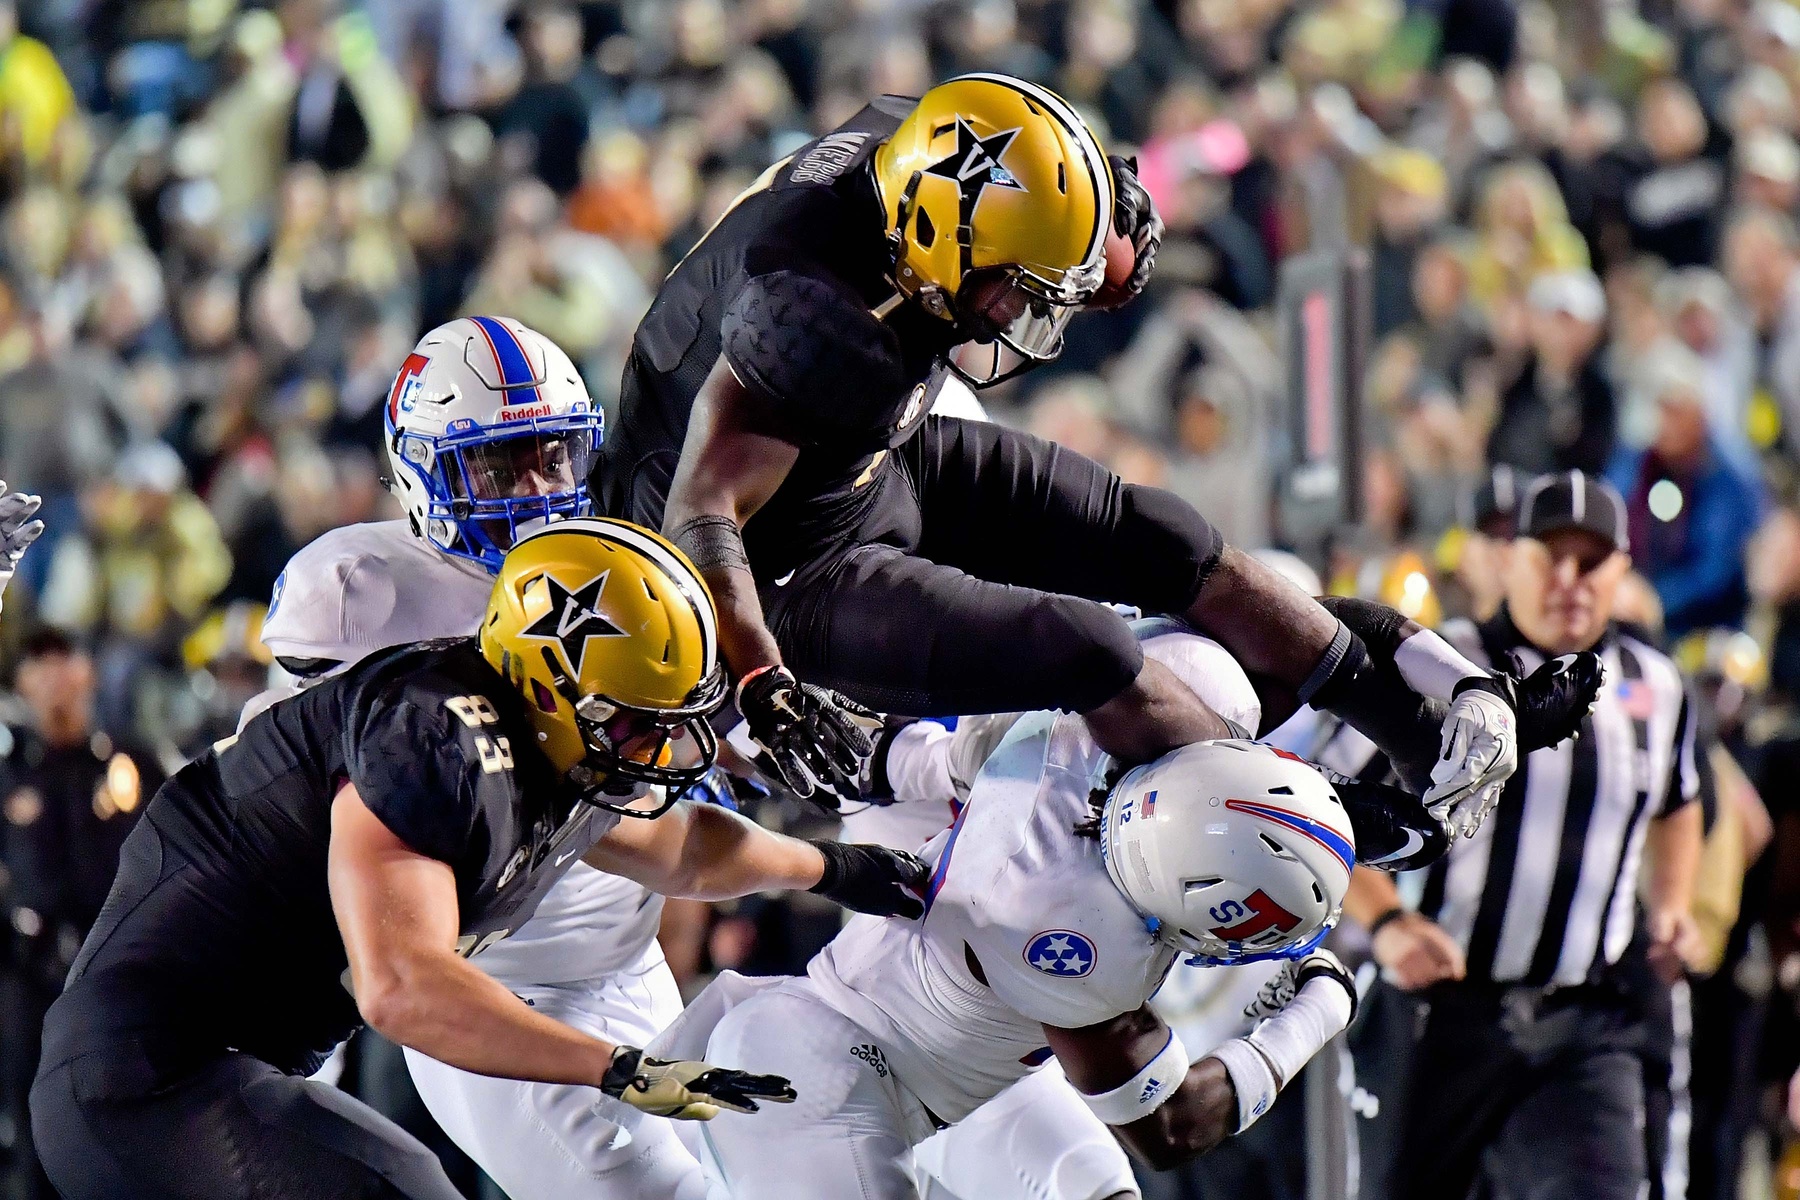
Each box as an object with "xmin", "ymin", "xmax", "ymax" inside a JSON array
[{"xmin": 7, "ymin": 0, "xmax": 1800, "ymax": 1195}]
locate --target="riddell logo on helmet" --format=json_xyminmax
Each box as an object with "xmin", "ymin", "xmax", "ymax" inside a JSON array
[{"xmin": 496, "ymin": 401, "xmax": 556, "ymax": 421}]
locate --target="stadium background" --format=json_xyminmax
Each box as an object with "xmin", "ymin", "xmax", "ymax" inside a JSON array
[{"xmin": 3, "ymin": 0, "xmax": 1800, "ymax": 1196}]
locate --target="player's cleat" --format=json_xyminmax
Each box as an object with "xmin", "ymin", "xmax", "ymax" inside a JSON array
[
  {"xmin": 1316, "ymin": 766, "xmax": 1452, "ymax": 872},
  {"xmin": 1486, "ymin": 650, "xmax": 1606, "ymax": 751}
]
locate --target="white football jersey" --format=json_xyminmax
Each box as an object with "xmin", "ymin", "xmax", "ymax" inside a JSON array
[
  {"xmin": 807, "ymin": 630, "xmax": 1260, "ymax": 1123},
  {"xmin": 250, "ymin": 519, "xmax": 662, "ymax": 987}
]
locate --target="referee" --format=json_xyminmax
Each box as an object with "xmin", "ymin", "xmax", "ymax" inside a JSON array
[{"xmin": 1331, "ymin": 471, "xmax": 1703, "ymax": 1200}]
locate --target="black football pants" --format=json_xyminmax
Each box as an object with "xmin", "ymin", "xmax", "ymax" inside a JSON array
[
  {"xmin": 30, "ymin": 1050, "xmax": 464, "ymax": 1200},
  {"xmin": 757, "ymin": 416, "xmax": 1224, "ymax": 716},
  {"xmin": 1355, "ymin": 979, "xmax": 1648, "ymax": 1200}
]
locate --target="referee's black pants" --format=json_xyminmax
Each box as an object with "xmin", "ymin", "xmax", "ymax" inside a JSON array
[
  {"xmin": 1355, "ymin": 979, "xmax": 1647, "ymax": 1200},
  {"xmin": 620, "ymin": 415, "xmax": 1225, "ymax": 717},
  {"xmin": 30, "ymin": 1047, "xmax": 465, "ymax": 1200}
]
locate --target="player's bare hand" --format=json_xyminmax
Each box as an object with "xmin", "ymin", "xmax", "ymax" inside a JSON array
[
  {"xmin": 1424, "ymin": 683, "xmax": 1517, "ymax": 838},
  {"xmin": 808, "ymin": 840, "xmax": 929, "ymax": 919},
  {"xmin": 1372, "ymin": 910, "xmax": 1467, "ymax": 991},
  {"xmin": 737, "ymin": 665, "xmax": 876, "ymax": 808},
  {"xmin": 600, "ymin": 1046, "xmax": 796, "ymax": 1120},
  {"xmin": 1646, "ymin": 905, "xmax": 1703, "ymax": 983}
]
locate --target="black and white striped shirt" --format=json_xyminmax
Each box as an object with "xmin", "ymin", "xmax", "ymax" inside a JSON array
[{"xmin": 1317, "ymin": 612, "xmax": 1699, "ymax": 988}]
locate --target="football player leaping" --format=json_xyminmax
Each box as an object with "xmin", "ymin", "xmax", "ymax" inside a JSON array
[
  {"xmin": 32, "ymin": 517, "xmax": 927, "ymax": 1200},
  {"xmin": 248, "ymin": 317, "xmax": 919, "ymax": 1200},
  {"xmin": 604, "ymin": 72, "xmax": 1580, "ymax": 853},
  {"xmin": 653, "ymin": 626, "xmax": 1363, "ymax": 1198}
]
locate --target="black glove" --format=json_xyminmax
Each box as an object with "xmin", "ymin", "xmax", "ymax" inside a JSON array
[
  {"xmin": 809, "ymin": 839, "xmax": 930, "ymax": 919},
  {"xmin": 600, "ymin": 1045, "xmax": 797, "ymax": 1119},
  {"xmin": 1106, "ymin": 154, "xmax": 1162, "ymax": 305},
  {"xmin": 1467, "ymin": 650, "xmax": 1605, "ymax": 751},
  {"xmin": 737, "ymin": 666, "xmax": 878, "ymax": 809}
]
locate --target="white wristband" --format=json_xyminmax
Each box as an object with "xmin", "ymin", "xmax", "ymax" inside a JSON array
[
  {"xmin": 1394, "ymin": 628, "xmax": 1489, "ymax": 702},
  {"xmin": 1244, "ymin": 975, "xmax": 1353, "ymax": 1088},
  {"xmin": 1207, "ymin": 1037, "xmax": 1279, "ymax": 1132},
  {"xmin": 1078, "ymin": 1027, "xmax": 1189, "ymax": 1126}
]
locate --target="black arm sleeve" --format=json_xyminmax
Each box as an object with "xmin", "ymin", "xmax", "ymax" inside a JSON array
[{"xmin": 1307, "ymin": 597, "xmax": 1446, "ymax": 797}]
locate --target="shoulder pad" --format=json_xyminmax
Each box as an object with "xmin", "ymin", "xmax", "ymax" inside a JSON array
[{"xmin": 721, "ymin": 270, "xmax": 909, "ymax": 442}]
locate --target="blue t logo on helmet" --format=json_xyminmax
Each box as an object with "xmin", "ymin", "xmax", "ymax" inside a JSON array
[{"xmin": 383, "ymin": 316, "xmax": 605, "ymax": 572}]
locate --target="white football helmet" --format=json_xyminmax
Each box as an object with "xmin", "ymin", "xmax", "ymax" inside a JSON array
[
  {"xmin": 1100, "ymin": 740, "xmax": 1355, "ymax": 966},
  {"xmin": 384, "ymin": 316, "xmax": 603, "ymax": 570}
]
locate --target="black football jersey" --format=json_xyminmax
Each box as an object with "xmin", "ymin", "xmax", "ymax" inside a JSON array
[
  {"xmin": 50, "ymin": 640, "xmax": 614, "ymax": 1076},
  {"xmin": 600, "ymin": 97, "xmax": 962, "ymax": 580}
]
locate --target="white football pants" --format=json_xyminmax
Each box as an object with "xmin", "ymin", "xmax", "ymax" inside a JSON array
[
  {"xmin": 405, "ymin": 940, "xmax": 712, "ymax": 1200},
  {"xmin": 699, "ymin": 978, "xmax": 1136, "ymax": 1200}
]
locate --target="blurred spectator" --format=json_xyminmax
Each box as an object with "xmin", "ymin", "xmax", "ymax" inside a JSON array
[
  {"xmin": 1658, "ymin": 266, "xmax": 1760, "ymax": 479},
  {"xmin": 1467, "ymin": 158, "xmax": 1592, "ymax": 310},
  {"xmin": 0, "ymin": 627, "xmax": 160, "ymax": 1200},
  {"xmin": 1368, "ymin": 146, "xmax": 1450, "ymax": 337},
  {"xmin": 1607, "ymin": 366, "xmax": 1763, "ymax": 635},
  {"xmin": 1722, "ymin": 205, "xmax": 1800, "ymax": 453},
  {"xmin": 1607, "ymin": 77, "xmax": 1726, "ymax": 269},
  {"xmin": 1488, "ymin": 268, "xmax": 1618, "ymax": 474}
]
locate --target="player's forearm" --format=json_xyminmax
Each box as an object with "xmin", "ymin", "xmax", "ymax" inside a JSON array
[
  {"xmin": 1183, "ymin": 546, "xmax": 1340, "ymax": 715},
  {"xmin": 356, "ymin": 949, "xmax": 616, "ymax": 1087},
  {"xmin": 1117, "ymin": 1058, "xmax": 1238, "ymax": 1171},
  {"xmin": 700, "ymin": 562, "xmax": 785, "ymax": 673},
  {"xmin": 592, "ymin": 800, "xmax": 825, "ymax": 901},
  {"xmin": 1647, "ymin": 801, "xmax": 1703, "ymax": 916}
]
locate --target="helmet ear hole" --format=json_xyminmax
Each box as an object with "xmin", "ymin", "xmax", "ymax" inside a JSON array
[{"xmin": 915, "ymin": 207, "xmax": 935, "ymax": 249}]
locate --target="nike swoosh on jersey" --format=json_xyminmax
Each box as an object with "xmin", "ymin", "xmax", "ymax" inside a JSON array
[{"xmin": 774, "ymin": 570, "xmax": 796, "ymax": 587}]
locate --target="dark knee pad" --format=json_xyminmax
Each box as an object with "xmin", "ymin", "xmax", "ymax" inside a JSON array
[
  {"xmin": 1113, "ymin": 485, "xmax": 1225, "ymax": 614},
  {"xmin": 1020, "ymin": 596, "xmax": 1144, "ymax": 714}
]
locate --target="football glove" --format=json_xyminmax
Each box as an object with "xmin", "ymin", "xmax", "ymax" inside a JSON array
[
  {"xmin": 737, "ymin": 665, "xmax": 877, "ymax": 810},
  {"xmin": 1423, "ymin": 685, "xmax": 1517, "ymax": 839},
  {"xmin": 1487, "ymin": 650, "xmax": 1606, "ymax": 750},
  {"xmin": 1103, "ymin": 154, "xmax": 1163, "ymax": 306},
  {"xmin": 809, "ymin": 839, "xmax": 930, "ymax": 919},
  {"xmin": 0, "ymin": 480, "xmax": 44, "ymax": 616},
  {"xmin": 1244, "ymin": 949, "xmax": 1359, "ymax": 1026},
  {"xmin": 600, "ymin": 1045, "xmax": 796, "ymax": 1120}
]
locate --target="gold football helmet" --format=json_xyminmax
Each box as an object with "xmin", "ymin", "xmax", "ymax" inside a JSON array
[
  {"xmin": 480, "ymin": 517, "xmax": 726, "ymax": 816},
  {"xmin": 873, "ymin": 73, "xmax": 1114, "ymax": 385}
]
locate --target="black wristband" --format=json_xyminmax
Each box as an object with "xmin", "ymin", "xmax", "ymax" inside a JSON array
[
  {"xmin": 1299, "ymin": 621, "xmax": 1369, "ymax": 708},
  {"xmin": 1366, "ymin": 907, "xmax": 1407, "ymax": 939},
  {"xmin": 669, "ymin": 515, "xmax": 751, "ymax": 574},
  {"xmin": 808, "ymin": 839, "xmax": 848, "ymax": 895},
  {"xmin": 599, "ymin": 1045, "xmax": 643, "ymax": 1098}
]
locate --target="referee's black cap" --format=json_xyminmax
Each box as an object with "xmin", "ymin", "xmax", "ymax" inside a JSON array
[
  {"xmin": 1518, "ymin": 470, "xmax": 1630, "ymax": 552},
  {"xmin": 1461, "ymin": 464, "xmax": 1524, "ymax": 538}
]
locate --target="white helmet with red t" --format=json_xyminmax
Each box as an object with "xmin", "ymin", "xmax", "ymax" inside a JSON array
[
  {"xmin": 1100, "ymin": 740, "xmax": 1355, "ymax": 966},
  {"xmin": 384, "ymin": 316, "xmax": 604, "ymax": 570}
]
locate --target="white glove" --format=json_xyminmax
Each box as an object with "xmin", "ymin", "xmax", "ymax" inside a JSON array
[
  {"xmin": 0, "ymin": 481, "xmax": 44, "ymax": 615},
  {"xmin": 1423, "ymin": 687, "xmax": 1517, "ymax": 838}
]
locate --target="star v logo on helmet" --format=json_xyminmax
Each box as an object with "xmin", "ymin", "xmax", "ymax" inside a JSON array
[{"xmin": 519, "ymin": 571, "xmax": 626, "ymax": 678}]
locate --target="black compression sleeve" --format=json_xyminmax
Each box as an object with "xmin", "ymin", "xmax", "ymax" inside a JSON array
[
  {"xmin": 1317, "ymin": 596, "xmax": 1416, "ymax": 662},
  {"xmin": 1302, "ymin": 614, "xmax": 1444, "ymax": 798}
]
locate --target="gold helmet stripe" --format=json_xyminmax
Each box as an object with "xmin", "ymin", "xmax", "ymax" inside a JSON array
[
  {"xmin": 516, "ymin": 517, "xmax": 719, "ymax": 679},
  {"xmin": 951, "ymin": 73, "xmax": 1113, "ymax": 272}
]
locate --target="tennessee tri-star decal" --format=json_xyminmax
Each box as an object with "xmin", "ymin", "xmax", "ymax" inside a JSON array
[{"xmin": 521, "ymin": 572, "xmax": 625, "ymax": 677}]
